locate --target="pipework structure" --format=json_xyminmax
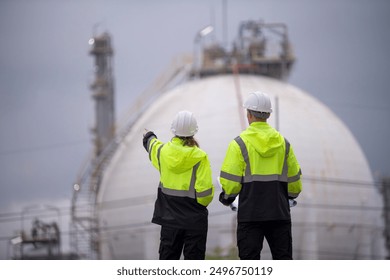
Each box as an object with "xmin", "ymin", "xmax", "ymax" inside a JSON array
[{"xmin": 191, "ymin": 19, "xmax": 295, "ymax": 80}]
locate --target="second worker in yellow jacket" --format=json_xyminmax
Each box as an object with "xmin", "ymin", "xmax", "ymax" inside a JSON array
[{"xmin": 219, "ymin": 91, "xmax": 302, "ymax": 260}]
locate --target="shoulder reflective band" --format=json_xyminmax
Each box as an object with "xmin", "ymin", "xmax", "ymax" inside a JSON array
[
  {"xmin": 148, "ymin": 138, "xmax": 157, "ymax": 161},
  {"xmin": 158, "ymin": 162, "xmax": 212, "ymax": 198},
  {"xmin": 234, "ymin": 136, "xmax": 251, "ymax": 176},
  {"xmin": 156, "ymin": 144, "xmax": 164, "ymax": 172},
  {"xmin": 233, "ymin": 136, "xmax": 290, "ymax": 182}
]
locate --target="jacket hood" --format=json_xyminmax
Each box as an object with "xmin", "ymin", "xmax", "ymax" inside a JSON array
[
  {"xmin": 162, "ymin": 137, "xmax": 205, "ymax": 173},
  {"xmin": 241, "ymin": 122, "xmax": 284, "ymax": 157}
]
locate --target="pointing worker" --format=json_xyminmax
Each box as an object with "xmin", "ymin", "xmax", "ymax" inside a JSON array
[
  {"xmin": 219, "ymin": 91, "xmax": 302, "ymax": 260},
  {"xmin": 143, "ymin": 110, "xmax": 214, "ymax": 260}
]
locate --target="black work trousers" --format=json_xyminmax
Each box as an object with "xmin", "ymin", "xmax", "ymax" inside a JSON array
[
  {"xmin": 159, "ymin": 226, "xmax": 207, "ymax": 260},
  {"xmin": 237, "ymin": 220, "xmax": 292, "ymax": 260}
]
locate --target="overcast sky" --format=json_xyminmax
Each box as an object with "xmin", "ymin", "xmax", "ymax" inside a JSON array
[{"xmin": 0, "ymin": 0, "xmax": 389, "ymax": 258}]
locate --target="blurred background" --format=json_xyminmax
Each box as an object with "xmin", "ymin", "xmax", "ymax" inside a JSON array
[{"xmin": 0, "ymin": 0, "xmax": 389, "ymax": 259}]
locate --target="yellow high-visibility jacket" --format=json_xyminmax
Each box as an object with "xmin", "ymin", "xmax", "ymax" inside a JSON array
[
  {"xmin": 146, "ymin": 135, "xmax": 214, "ymax": 229},
  {"xmin": 220, "ymin": 122, "xmax": 302, "ymax": 222}
]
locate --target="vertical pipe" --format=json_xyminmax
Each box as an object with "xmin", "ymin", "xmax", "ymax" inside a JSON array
[
  {"xmin": 222, "ymin": 0, "xmax": 228, "ymax": 48},
  {"xmin": 383, "ymin": 177, "xmax": 390, "ymax": 259},
  {"xmin": 275, "ymin": 96, "xmax": 279, "ymax": 131},
  {"xmin": 232, "ymin": 66, "xmax": 246, "ymax": 130},
  {"xmin": 210, "ymin": 4, "xmax": 216, "ymax": 41}
]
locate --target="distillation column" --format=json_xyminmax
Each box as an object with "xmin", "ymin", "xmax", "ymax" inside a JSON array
[{"xmin": 89, "ymin": 33, "xmax": 115, "ymax": 157}]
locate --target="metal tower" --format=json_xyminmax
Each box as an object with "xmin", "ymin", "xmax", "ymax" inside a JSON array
[
  {"xmin": 89, "ymin": 32, "xmax": 115, "ymax": 157},
  {"xmin": 70, "ymin": 32, "xmax": 115, "ymax": 259}
]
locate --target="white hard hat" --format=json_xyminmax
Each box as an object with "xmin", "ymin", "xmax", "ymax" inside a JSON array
[
  {"xmin": 171, "ymin": 110, "xmax": 198, "ymax": 137},
  {"xmin": 243, "ymin": 91, "xmax": 273, "ymax": 113}
]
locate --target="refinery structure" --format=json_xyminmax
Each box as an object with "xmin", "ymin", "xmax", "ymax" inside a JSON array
[{"xmin": 8, "ymin": 19, "xmax": 389, "ymax": 260}]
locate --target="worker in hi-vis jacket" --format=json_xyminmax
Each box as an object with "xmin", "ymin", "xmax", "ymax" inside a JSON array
[
  {"xmin": 143, "ymin": 110, "xmax": 214, "ymax": 260},
  {"xmin": 219, "ymin": 91, "xmax": 302, "ymax": 260}
]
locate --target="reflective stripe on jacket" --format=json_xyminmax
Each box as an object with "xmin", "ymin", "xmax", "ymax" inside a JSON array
[
  {"xmin": 147, "ymin": 136, "xmax": 214, "ymax": 229},
  {"xmin": 220, "ymin": 122, "xmax": 302, "ymax": 222}
]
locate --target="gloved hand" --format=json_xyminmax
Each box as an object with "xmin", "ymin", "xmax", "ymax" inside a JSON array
[
  {"xmin": 219, "ymin": 192, "xmax": 236, "ymax": 206},
  {"xmin": 142, "ymin": 130, "xmax": 157, "ymax": 151}
]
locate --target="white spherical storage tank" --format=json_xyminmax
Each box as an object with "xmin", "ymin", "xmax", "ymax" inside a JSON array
[{"xmin": 97, "ymin": 74, "xmax": 386, "ymax": 259}]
